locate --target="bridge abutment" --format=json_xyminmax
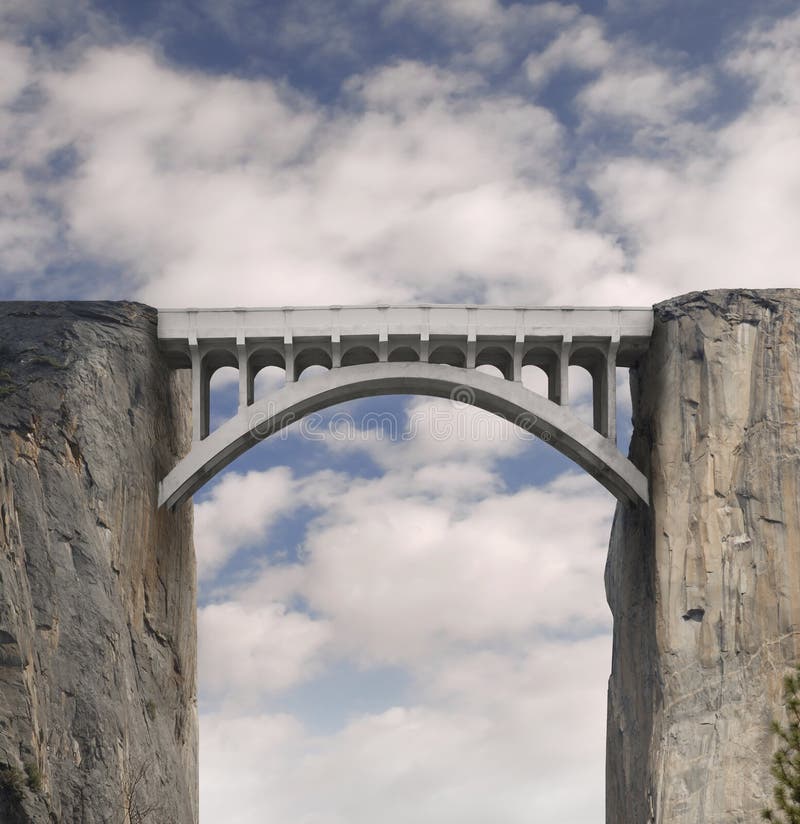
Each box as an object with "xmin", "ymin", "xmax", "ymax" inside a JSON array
[
  {"xmin": 0, "ymin": 302, "xmax": 197, "ymax": 823},
  {"xmin": 606, "ymin": 289, "xmax": 800, "ymax": 823}
]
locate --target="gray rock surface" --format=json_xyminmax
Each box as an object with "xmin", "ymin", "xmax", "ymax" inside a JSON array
[
  {"xmin": 606, "ymin": 289, "xmax": 800, "ymax": 823},
  {"xmin": 0, "ymin": 302, "xmax": 197, "ymax": 823}
]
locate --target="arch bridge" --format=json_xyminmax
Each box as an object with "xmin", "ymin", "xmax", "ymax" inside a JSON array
[{"xmin": 157, "ymin": 305, "xmax": 653, "ymax": 509}]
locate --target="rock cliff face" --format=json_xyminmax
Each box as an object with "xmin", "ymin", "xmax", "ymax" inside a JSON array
[
  {"xmin": 0, "ymin": 302, "xmax": 196, "ymax": 823},
  {"xmin": 606, "ymin": 289, "xmax": 800, "ymax": 823}
]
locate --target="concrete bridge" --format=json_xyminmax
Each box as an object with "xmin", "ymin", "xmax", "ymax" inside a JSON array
[{"xmin": 157, "ymin": 305, "xmax": 653, "ymax": 509}]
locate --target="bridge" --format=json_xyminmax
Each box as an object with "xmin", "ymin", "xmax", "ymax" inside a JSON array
[{"xmin": 156, "ymin": 305, "xmax": 654, "ymax": 509}]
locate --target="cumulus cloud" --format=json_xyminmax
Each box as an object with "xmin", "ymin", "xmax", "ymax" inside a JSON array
[
  {"xmin": 1, "ymin": 5, "xmax": 800, "ymax": 308},
  {"xmin": 321, "ymin": 395, "xmax": 530, "ymax": 471},
  {"xmin": 582, "ymin": 10, "xmax": 800, "ymax": 303},
  {"xmin": 194, "ymin": 424, "xmax": 616, "ymax": 816},
  {"xmin": 199, "ymin": 601, "xmax": 332, "ymax": 702},
  {"xmin": 524, "ymin": 13, "xmax": 711, "ymax": 132},
  {"xmin": 193, "ymin": 465, "xmax": 346, "ymax": 579},
  {"xmin": 200, "ymin": 635, "xmax": 610, "ymax": 824},
  {"xmin": 0, "ymin": 42, "xmax": 29, "ymax": 105},
  {"xmin": 0, "ymin": 38, "xmax": 631, "ymax": 305},
  {"xmin": 525, "ymin": 16, "xmax": 612, "ymax": 88},
  {"xmin": 577, "ymin": 64, "xmax": 710, "ymax": 126},
  {"xmin": 295, "ymin": 472, "xmax": 613, "ymax": 662},
  {"xmin": 207, "ymin": 461, "xmax": 614, "ymax": 670}
]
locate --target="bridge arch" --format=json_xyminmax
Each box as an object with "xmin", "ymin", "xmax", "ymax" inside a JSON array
[{"xmin": 158, "ymin": 361, "xmax": 648, "ymax": 510}]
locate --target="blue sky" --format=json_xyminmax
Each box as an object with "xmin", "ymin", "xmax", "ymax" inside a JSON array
[{"xmin": 2, "ymin": 1, "xmax": 800, "ymax": 821}]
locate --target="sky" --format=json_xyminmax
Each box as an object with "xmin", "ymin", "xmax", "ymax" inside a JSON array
[{"xmin": 1, "ymin": 0, "xmax": 800, "ymax": 821}]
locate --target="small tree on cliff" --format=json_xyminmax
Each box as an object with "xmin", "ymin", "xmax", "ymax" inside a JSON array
[{"xmin": 763, "ymin": 665, "xmax": 800, "ymax": 823}]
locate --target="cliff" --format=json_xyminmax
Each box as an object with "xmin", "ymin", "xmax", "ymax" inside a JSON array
[
  {"xmin": 606, "ymin": 289, "xmax": 800, "ymax": 823},
  {"xmin": 0, "ymin": 302, "xmax": 197, "ymax": 823}
]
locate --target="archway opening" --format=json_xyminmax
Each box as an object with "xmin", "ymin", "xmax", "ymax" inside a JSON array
[
  {"xmin": 194, "ymin": 390, "xmax": 616, "ymax": 822},
  {"xmin": 250, "ymin": 348, "xmax": 286, "ymax": 404},
  {"xmin": 296, "ymin": 347, "xmax": 332, "ymax": 381},
  {"xmin": 568, "ymin": 364, "xmax": 595, "ymax": 429},
  {"xmin": 206, "ymin": 350, "xmax": 239, "ymax": 434},
  {"xmin": 475, "ymin": 345, "xmax": 513, "ymax": 381},
  {"xmin": 253, "ymin": 364, "xmax": 286, "ymax": 402}
]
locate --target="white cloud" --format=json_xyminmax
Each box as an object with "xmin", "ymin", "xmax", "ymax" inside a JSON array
[
  {"xmin": 577, "ymin": 64, "xmax": 710, "ymax": 126},
  {"xmin": 0, "ymin": 30, "xmax": 628, "ymax": 304},
  {"xmin": 525, "ymin": 16, "xmax": 612, "ymax": 88},
  {"xmin": 384, "ymin": 0, "xmax": 577, "ymax": 35},
  {"xmin": 0, "ymin": 168, "xmax": 60, "ymax": 273},
  {"xmin": 2, "ymin": 7, "xmax": 800, "ymax": 308},
  {"xmin": 0, "ymin": 42, "xmax": 29, "ymax": 105},
  {"xmin": 193, "ymin": 466, "xmax": 346, "ymax": 579},
  {"xmin": 344, "ymin": 59, "xmax": 485, "ymax": 109},
  {"xmin": 524, "ymin": 14, "xmax": 710, "ymax": 129},
  {"xmin": 199, "ymin": 601, "xmax": 332, "ymax": 702},
  {"xmin": 195, "ymin": 421, "xmax": 616, "ymax": 816},
  {"xmin": 232, "ymin": 469, "xmax": 614, "ymax": 666},
  {"xmin": 727, "ymin": 11, "xmax": 800, "ymax": 106},
  {"xmin": 200, "ymin": 636, "xmax": 610, "ymax": 824},
  {"xmin": 322, "ymin": 395, "xmax": 530, "ymax": 471},
  {"xmin": 580, "ymin": 11, "xmax": 800, "ymax": 303},
  {"xmin": 381, "ymin": 1, "xmax": 581, "ymax": 74},
  {"xmin": 194, "ymin": 385, "xmax": 616, "ymax": 728}
]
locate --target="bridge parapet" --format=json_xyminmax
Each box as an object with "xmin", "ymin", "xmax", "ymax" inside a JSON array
[{"xmin": 157, "ymin": 305, "xmax": 653, "ymax": 444}]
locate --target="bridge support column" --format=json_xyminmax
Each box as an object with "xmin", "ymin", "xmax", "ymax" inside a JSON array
[
  {"xmin": 513, "ymin": 335, "xmax": 523, "ymax": 382},
  {"xmin": 589, "ymin": 337, "xmax": 619, "ymax": 441},
  {"xmin": 466, "ymin": 334, "xmax": 476, "ymax": 369},
  {"xmin": 556, "ymin": 335, "xmax": 571, "ymax": 406},
  {"xmin": 190, "ymin": 342, "xmax": 209, "ymax": 441},
  {"xmin": 545, "ymin": 362, "xmax": 559, "ymax": 403},
  {"xmin": 606, "ymin": 289, "xmax": 800, "ymax": 824},
  {"xmin": 284, "ymin": 336, "xmax": 295, "ymax": 382},
  {"xmin": 237, "ymin": 340, "xmax": 250, "ymax": 410},
  {"xmin": 602, "ymin": 337, "xmax": 619, "ymax": 443}
]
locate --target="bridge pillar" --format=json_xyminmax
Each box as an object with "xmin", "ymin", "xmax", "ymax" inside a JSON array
[
  {"xmin": 284, "ymin": 336, "xmax": 295, "ymax": 382},
  {"xmin": 190, "ymin": 340, "xmax": 209, "ymax": 441},
  {"xmin": 603, "ymin": 336, "xmax": 619, "ymax": 444},
  {"xmin": 513, "ymin": 334, "xmax": 523, "ymax": 382},
  {"xmin": 606, "ymin": 289, "xmax": 800, "ymax": 823},
  {"xmin": 557, "ymin": 334, "xmax": 571, "ymax": 407},
  {"xmin": 237, "ymin": 338, "xmax": 250, "ymax": 410},
  {"xmin": 466, "ymin": 333, "xmax": 476, "ymax": 369}
]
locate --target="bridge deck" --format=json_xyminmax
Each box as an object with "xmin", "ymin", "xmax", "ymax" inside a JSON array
[{"xmin": 159, "ymin": 305, "xmax": 653, "ymax": 365}]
